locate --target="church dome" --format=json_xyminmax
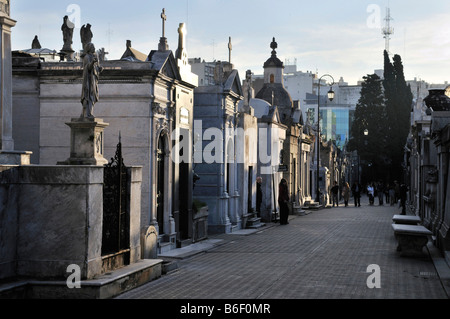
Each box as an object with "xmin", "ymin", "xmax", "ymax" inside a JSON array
[
  {"xmin": 255, "ymin": 38, "xmax": 294, "ymax": 123},
  {"xmin": 255, "ymin": 83, "xmax": 293, "ymax": 110},
  {"xmin": 263, "ymin": 55, "xmax": 283, "ymax": 68},
  {"xmin": 255, "ymin": 38, "xmax": 293, "ymax": 112}
]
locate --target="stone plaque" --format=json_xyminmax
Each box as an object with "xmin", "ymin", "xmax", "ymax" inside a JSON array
[{"xmin": 142, "ymin": 225, "xmax": 158, "ymax": 259}]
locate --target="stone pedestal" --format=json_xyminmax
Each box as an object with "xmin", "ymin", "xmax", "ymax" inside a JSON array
[
  {"xmin": 58, "ymin": 117, "xmax": 109, "ymax": 166},
  {"xmin": 59, "ymin": 49, "xmax": 75, "ymax": 62}
]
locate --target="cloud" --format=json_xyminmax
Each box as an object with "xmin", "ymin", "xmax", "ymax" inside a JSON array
[{"xmin": 392, "ymin": 12, "xmax": 450, "ymax": 83}]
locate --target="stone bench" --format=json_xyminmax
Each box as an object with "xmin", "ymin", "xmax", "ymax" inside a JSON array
[
  {"xmin": 392, "ymin": 215, "xmax": 422, "ymax": 225},
  {"xmin": 392, "ymin": 224, "xmax": 432, "ymax": 257}
]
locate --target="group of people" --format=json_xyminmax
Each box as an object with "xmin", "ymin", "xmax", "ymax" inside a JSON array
[
  {"xmin": 256, "ymin": 177, "xmax": 410, "ymax": 225},
  {"xmin": 331, "ymin": 180, "xmax": 408, "ymax": 214},
  {"xmin": 331, "ymin": 181, "xmax": 359, "ymax": 207}
]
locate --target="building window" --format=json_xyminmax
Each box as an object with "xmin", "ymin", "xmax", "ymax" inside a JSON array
[{"xmin": 270, "ymin": 74, "xmax": 275, "ymax": 83}]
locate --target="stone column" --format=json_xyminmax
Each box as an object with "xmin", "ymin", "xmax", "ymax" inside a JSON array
[
  {"xmin": 0, "ymin": 13, "xmax": 15, "ymax": 151},
  {"xmin": 0, "ymin": 3, "xmax": 32, "ymax": 165}
]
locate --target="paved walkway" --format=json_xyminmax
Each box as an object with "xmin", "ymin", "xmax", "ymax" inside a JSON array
[{"xmin": 116, "ymin": 196, "xmax": 449, "ymax": 300}]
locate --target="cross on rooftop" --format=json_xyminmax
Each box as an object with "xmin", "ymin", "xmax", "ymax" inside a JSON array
[{"xmin": 161, "ymin": 8, "xmax": 167, "ymax": 38}]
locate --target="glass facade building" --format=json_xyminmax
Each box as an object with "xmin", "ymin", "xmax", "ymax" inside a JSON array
[{"xmin": 306, "ymin": 106, "xmax": 355, "ymax": 150}]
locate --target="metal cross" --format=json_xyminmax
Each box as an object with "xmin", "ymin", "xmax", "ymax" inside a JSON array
[{"xmin": 161, "ymin": 8, "xmax": 167, "ymax": 38}]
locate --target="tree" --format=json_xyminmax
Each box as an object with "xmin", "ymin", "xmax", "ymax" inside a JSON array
[
  {"xmin": 383, "ymin": 51, "xmax": 413, "ymax": 181},
  {"xmin": 383, "ymin": 50, "xmax": 396, "ymax": 155},
  {"xmin": 348, "ymin": 73, "xmax": 388, "ymax": 183}
]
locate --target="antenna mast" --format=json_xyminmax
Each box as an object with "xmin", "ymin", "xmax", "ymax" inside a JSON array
[{"xmin": 382, "ymin": 7, "xmax": 394, "ymax": 54}]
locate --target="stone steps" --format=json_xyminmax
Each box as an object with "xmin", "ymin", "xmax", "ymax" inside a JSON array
[
  {"xmin": 158, "ymin": 241, "xmax": 174, "ymax": 254},
  {"xmin": 302, "ymin": 201, "xmax": 323, "ymax": 210},
  {"xmin": 247, "ymin": 216, "xmax": 266, "ymax": 229}
]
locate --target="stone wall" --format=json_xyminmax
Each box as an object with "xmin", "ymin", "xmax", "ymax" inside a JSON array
[{"xmin": 0, "ymin": 165, "xmax": 142, "ymax": 281}]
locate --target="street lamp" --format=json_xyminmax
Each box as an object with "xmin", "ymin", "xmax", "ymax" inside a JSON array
[
  {"xmin": 316, "ymin": 74, "xmax": 335, "ymax": 204},
  {"xmin": 327, "ymin": 88, "xmax": 335, "ymax": 102}
]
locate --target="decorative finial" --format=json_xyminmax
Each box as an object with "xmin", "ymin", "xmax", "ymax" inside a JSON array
[{"xmin": 270, "ymin": 37, "xmax": 278, "ymax": 56}]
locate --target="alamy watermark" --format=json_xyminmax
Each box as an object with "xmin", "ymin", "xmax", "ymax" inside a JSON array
[
  {"xmin": 171, "ymin": 121, "xmax": 283, "ymax": 175},
  {"xmin": 66, "ymin": 264, "xmax": 81, "ymax": 289},
  {"xmin": 366, "ymin": 264, "xmax": 381, "ymax": 289},
  {"xmin": 66, "ymin": 4, "xmax": 81, "ymax": 29},
  {"xmin": 366, "ymin": 4, "xmax": 382, "ymax": 29}
]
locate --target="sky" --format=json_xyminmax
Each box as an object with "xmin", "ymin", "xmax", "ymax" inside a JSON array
[{"xmin": 10, "ymin": 0, "xmax": 450, "ymax": 86}]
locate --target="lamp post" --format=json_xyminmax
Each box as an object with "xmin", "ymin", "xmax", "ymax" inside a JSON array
[
  {"xmin": 316, "ymin": 74, "xmax": 335, "ymax": 203},
  {"xmin": 363, "ymin": 129, "xmax": 369, "ymax": 183}
]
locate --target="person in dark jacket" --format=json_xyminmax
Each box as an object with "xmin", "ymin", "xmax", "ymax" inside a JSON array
[
  {"xmin": 331, "ymin": 181, "xmax": 339, "ymax": 207},
  {"xmin": 352, "ymin": 182, "xmax": 362, "ymax": 207},
  {"xmin": 278, "ymin": 179, "xmax": 289, "ymax": 225},
  {"xmin": 377, "ymin": 181, "xmax": 384, "ymax": 206}
]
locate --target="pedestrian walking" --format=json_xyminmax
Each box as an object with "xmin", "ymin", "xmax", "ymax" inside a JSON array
[
  {"xmin": 384, "ymin": 183, "xmax": 390, "ymax": 203},
  {"xmin": 331, "ymin": 181, "xmax": 339, "ymax": 207},
  {"xmin": 389, "ymin": 184, "xmax": 395, "ymax": 206},
  {"xmin": 367, "ymin": 183, "xmax": 375, "ymax": 205},
  {"xmin": 377, "ymin": 182, "xmax": 384, "ymax": 205},
  {"xmin": 278, "ymin": 179, "xmax": 290, "ymax": 225},
  {"xmin": 342, "ymin": 182, "xmax": 350, "ymax": 207},
  {"xmin": 352, "ymin": 182, "xmax": 362, "ymax": 207},
  {"xmin": 256, "ymin": 177, "xmax": 263, "ymax": 217}
]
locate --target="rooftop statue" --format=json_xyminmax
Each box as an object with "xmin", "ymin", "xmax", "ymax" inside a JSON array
[
  {"xmin": 80, "ymin": 24, "xmax": 93, "ymax": 53},
  {"xmin": 61, "ymin": 15, "xmax": 74, "ymax": 51},
  {"xmin": 81, "ymin": 43, "xmax": 103, "ymax": 119}
]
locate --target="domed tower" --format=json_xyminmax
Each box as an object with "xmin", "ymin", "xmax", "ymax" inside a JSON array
[
  {"xmin": 255, "ymin": 37, "xmax": 293, "ymax": 125},
  {"xmin": 256, "ymin": 38, "xmax": 302, "ymax": 206}
]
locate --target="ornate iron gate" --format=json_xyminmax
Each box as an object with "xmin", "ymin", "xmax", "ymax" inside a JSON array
[{"xmin": 102, "ymin": 137, "xmax": 130, "ymax": 256}]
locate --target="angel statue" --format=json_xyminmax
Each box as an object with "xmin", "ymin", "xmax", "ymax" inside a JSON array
[{"xmin": 81, "ymin": 43, "xmax": 103, "ymax": 118}]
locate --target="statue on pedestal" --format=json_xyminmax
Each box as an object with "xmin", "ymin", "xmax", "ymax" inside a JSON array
[
  {"xmin": 60, "ymin": 15, "xmax": 75, "ymax": 61},
  {"xmin": 61, "ymin": 50, "xmax": 109, "ymax": 165},
  {"xmin": 61, "ymin": 15, "xmax": 74, "ymax": 51},
  {"xmin": 81, "ymin": 43, "xmax": 103, "ymax": 119}
]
